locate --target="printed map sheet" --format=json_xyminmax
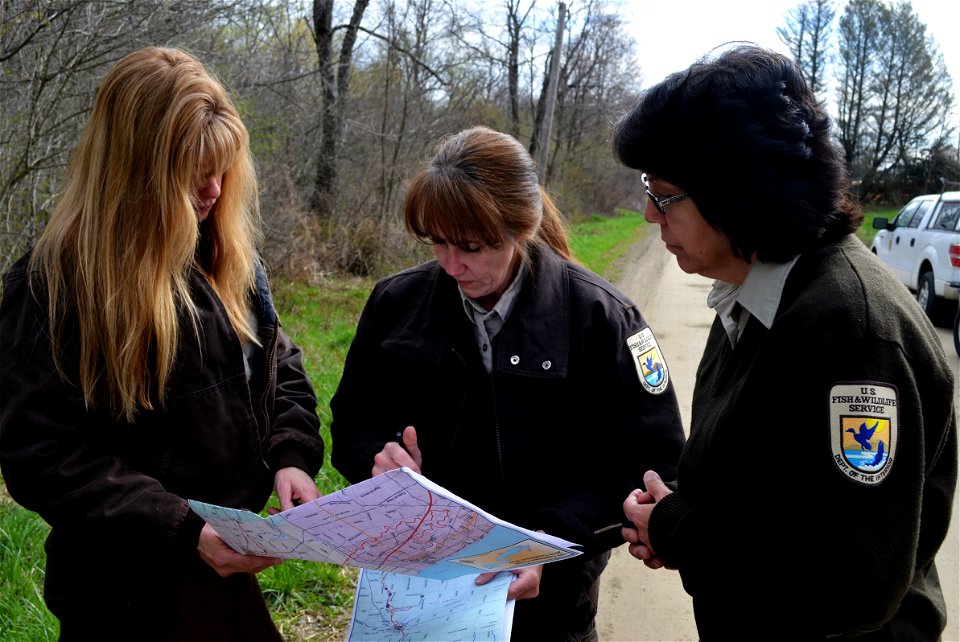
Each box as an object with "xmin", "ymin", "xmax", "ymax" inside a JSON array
[
  {"xmin": 346, "ymin": 569, "xmax": 515, "ymax": 641},
  {"xmin": 189, "ymin": 467, "xmax": 580, "ymax": 579}
]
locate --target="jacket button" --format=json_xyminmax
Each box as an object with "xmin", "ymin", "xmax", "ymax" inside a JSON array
[
  {"xmin": 542, "ymin": 360, "xmax": 551, "ymax": 370},
  {"xmin": 510, "ymin": 355, "xmax": 520, "ymax": 365}
]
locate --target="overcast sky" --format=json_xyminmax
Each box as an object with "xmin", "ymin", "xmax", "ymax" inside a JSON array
[{"xmin": 620, "ymin": 0, "xmax": 960, "ymax": 131}]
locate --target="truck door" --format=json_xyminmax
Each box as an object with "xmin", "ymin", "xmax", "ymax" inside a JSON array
[{"xmin": 889, "ymin": 200, "xmax": 934, "ymax": 284}]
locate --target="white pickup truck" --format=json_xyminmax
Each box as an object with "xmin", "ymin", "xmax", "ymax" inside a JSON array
[{"xmin": 871, "ymin": 190, "xmax": 960, "ymax": 322}]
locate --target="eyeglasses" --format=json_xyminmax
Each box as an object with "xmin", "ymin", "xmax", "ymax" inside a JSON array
[{"xmin": 642, "ymin": 173, "xmax": 688, "ymax": 215}]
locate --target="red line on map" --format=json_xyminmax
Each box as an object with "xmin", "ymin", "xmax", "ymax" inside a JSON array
[{"xmin": 377, "ymin": 490, "xmax": 434, "ymax": 569}]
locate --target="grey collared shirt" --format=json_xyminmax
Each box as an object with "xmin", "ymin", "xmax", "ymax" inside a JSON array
[
  {"xmin": 459, "ymin": 261, "xmax": 526, "ymax": 372},
  {"xmin": 707, "ymin": 256, "xmax": 800, "ymax": 347}
]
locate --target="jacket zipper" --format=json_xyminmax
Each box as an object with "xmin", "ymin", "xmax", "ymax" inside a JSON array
[
  {"xmin": 446, "ymin": 347, "xmax": 469, "ymax": 458},
  {"xmin": 256, "ymin": 322, "xmax": 279, "ymax": 470},
  {"xmin": 488, "ymin": 369, "xmax": 512, "ymax": 513}
]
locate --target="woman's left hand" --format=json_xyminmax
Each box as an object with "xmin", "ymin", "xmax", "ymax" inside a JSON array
[
  {"xmin": 274, "ymin": 466, "xmax": 321, "ymax": 511},
  {"xmin": 622, "ymin": 470, "xmax": 674, "ymax": 569},
  {"xmin": 198, "ymin": 524, "xmax": 283, "ymax": 576},
  {"xmin": 475, "ymin": 564, "xmax": 543, "ymax": 600}
]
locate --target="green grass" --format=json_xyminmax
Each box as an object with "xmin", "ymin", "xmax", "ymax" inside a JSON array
[
  {"xmin": 857, "ymin": 207, "xmax": 899, "ymax": 247},
  {"xmin": 0, "ymin": 496, "xmax": 58, "ymax": 641},
  {"xmin": 569, "ymin": 209, "xmax": 649, "ymax": 278}
]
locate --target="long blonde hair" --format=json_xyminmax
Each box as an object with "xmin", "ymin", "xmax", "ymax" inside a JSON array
[
  {"xmin": 31, "ymin": 47, "xmax": 261, "ymax": 421},
  {"xmin": 404, "ymin": 126, "xmax": 572, "ymax": 262}
]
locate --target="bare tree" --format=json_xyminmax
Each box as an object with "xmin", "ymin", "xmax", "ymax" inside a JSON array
[
  {"xmin": 0, "ymin": 0, "xmax": 669, "ymax": 280},
  {"xmin": 836, "ymin": 0, "xmax": 953, "ymax": 189},
  {"xmin": 836, "ymin": 0, "xmax": 884, "ymax": 171},
  {"xmin": 0, "ymin": 0, "xmax": 237, "ymax": 276},
  {"xmin": 778, "ymin": 0, "xmax": 834, "ymax": 94},
  {"xmin": 541, "ymin": 1, "xmax": 642, "ymax": 213},
  {"xmin": 310, "ymin": 0, "xmax": 370, "ymax": 221}
]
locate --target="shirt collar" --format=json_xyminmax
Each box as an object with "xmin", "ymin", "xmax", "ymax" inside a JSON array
[
  {"xmin": 459, "ymin": 259, "xmax": 527, "ymax": 326},
  {"xmin": 707, "ymin": 255, "xmax": 799, "ymax": 346}
]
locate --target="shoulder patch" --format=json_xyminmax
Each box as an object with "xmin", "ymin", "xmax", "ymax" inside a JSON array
[
  {"xmin": 626, "ymin": 327, "xmax": 669, "ymax": 395},
  {"xmin": 829, "ymin": 383, "xmax": 899, "ymax": 486}
]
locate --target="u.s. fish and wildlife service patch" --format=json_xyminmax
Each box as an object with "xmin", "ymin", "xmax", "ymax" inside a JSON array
[
  {"xmin": 626, "ymin": 327, "xmax": 669, "ymax": 395},
  {"xmin": 829, "ymin": 383, "xmax": 898, "ymax": 485}
]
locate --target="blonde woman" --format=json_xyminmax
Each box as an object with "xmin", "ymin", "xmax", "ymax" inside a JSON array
[{"xmin": 0, "ymin": 47, "xmax": 324, "ymax": 640}]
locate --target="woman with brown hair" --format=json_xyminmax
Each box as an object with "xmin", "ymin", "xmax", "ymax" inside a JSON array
[
  {"xmin": 0, "ymin": 47, "xmax": 325, "ymax": 640},
  {"xmin": 330, "ymin": 125, "xmax": 685, "ymax": 640}
]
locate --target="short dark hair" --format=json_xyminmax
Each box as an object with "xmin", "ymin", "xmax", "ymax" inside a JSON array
[{"xmin": 613, "ymin": 45, "xmax": 862, "ymax": 262}]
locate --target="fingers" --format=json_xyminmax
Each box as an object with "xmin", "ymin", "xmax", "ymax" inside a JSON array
[
  {"xmin": 474, "ymin": 571, "xmax": 497, "ymax": 586},
  {"xmin": 197, "ymin": 524, "xmax": 282, "ymax": 577},
  {"xmin": 474, "ymin": 566, "xmax": 542, "ymax": 601},
  {"xmin": 627, "ymin": 540, "xmax": 654, "ymax": 563},
  {"xmin": 506, "ymin": 565, "xmax": 542, "ymax": 601},
  {"xmin": 623, "ymin": 488, "xmax": 653, "ymax": 512},
  {"xmin": 372, "ymin": 428, "xmax": 424, "ymax": 477},
  {"xmin": 372, "ymin": 442, "xmax": 414, "ymax": 476},
  {"xmin": 622, "ymin": 492, "xmax": 654, "ymax": 530},
  {"xmin": 275, "ymin": 467, "xmax": 320, "ymax": 511},
  {"xmin": 627, "ymin": 541, "xmax": 668, "ymax": 570},
  {"xmin": 642, "ymin": 470, "xmax": 671, "ymax": 501},
  {"xmin": 401, "ymin": 426, "xmax": 423, "ymax": 472}
]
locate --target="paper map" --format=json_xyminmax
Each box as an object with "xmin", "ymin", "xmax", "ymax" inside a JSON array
[
  {"xmin": 188, "ymin": 467, "xmax": 580, "ymax": 580},
  {"xmin": 346, "ymin": 569, "xmax": 514, "ymax": 641}
]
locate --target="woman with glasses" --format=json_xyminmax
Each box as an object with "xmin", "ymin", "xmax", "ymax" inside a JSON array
[
  {"xmin": 613, "ymin": 45, "xmax": 957, "ymax": 639},
  {"xmin": 330, "ymin": 125, "xmax": 686, "ymax": 641},
  {"xmin": 0, "ymin": 47, "xmax": 325, "ymax": 640}
]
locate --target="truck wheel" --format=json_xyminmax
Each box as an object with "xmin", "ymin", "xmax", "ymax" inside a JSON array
[
  {"xmin": 954, "ymin": 305, "xmax": 960, "ymax": 358},
  {"xmin": 916, "ymin": 271, "xmax": 937, "ymax": 318}
]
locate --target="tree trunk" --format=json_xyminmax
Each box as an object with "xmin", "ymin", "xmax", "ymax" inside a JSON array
[
  {"xmin": 310, "ymin": 0, "xmax": 370, "ymax": 221},
  {"xmin": 536, "ymin": 2, "xmax": 565, "ymax": 184}
]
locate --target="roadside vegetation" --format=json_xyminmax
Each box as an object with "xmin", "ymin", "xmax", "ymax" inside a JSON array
[{"xmin": 857, "ymin": 207, "xmax": 899, "ymax": 247}]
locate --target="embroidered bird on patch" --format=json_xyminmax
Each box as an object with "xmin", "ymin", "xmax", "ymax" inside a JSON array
[{"xmin": 846, "ymin": 421, "xmax": 879, "ymax": 450}]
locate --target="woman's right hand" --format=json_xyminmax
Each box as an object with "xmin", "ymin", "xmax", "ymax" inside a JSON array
[{"xmin": 372, "ymin": 425, "xmax": 423, "ymax": 476}]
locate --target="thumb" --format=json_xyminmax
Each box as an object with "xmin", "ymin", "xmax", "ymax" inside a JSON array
[
  {"xmin": 474, "ymin": 571, "xmax": 497, "ymax": 586},
  {"xmin": 402, "ymin": 426, "xmax": 423, "ymax": 468},
  {"xmin": 642, "ymin": 470, "xmax": 670, "ymax": 500}
]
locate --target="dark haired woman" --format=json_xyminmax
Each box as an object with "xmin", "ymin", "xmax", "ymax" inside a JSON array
[{"xmin": 614, "ymin": 45, "xmax": 957, "ymax": 640}]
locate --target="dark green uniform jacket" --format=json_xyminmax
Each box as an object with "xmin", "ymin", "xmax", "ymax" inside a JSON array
[{"xmin": 649, "ymin": 235, "xmax": 958, "ymax": 640}]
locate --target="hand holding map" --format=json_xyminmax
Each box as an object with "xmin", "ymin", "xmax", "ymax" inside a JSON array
[{"xmin": 188, "ymin": 467, "xmax": 581, "ymax": 580}]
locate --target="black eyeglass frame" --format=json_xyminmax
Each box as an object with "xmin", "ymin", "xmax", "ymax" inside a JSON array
[{"xmin": 642, "ymin": 173, "xmax": 689, "ymax": 215}]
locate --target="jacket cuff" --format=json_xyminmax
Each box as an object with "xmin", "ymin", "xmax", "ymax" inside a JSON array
[
  {"xmin": 268, "ymin": 445, "xmax": 313, "ymax": 476},
  {"xmin": 648, "ymin": 490, "xmax": 689, "ymax": 568},
  {"xmin": 175, "ymin": 502, "xmax": 208, "ymax": 554}
]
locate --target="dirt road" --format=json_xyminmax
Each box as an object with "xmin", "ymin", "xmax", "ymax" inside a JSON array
[{"xmin": 598, "ymin": 230, "xmax": 960, "ymax": 642}]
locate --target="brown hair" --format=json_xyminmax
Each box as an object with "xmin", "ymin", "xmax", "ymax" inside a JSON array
[{"xmin": 403, "ymin": 126, "xmax": 572, "ymax": 262}]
